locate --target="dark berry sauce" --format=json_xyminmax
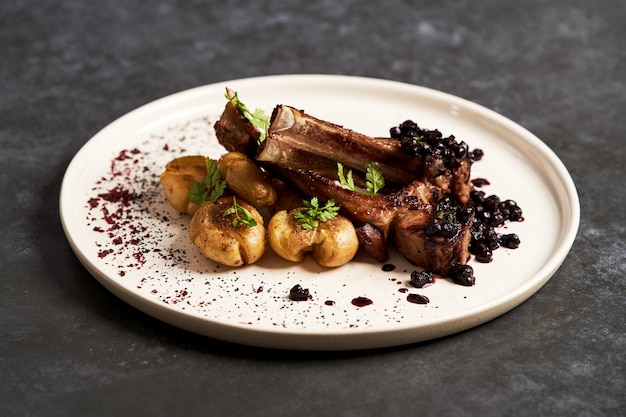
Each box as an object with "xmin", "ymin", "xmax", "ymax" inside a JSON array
[
  {"xmin": 449, "ymin": 264, "xmax": 475, "ymax": 286},
  {"xmin": 468, "ymin": 190, "xmax": 523, "ymax": 263},
  {"xmin": 289, "ymin": 284, "xmax": 310, "ymax": 301},
  {"xmin": 351, "ymin": 296, "xmax": 373, "ymax": 307},
  {"xmin": 471, "ymin": 178, "xmax": 490, "ymax": 187},
  {"xmin": 390, "ymin": 120, "xmax": 482, "ymax": 167},
  {"xmin": 499, "ymin": 233, "xmax": 521, "ymax": 249},
  {"xmin": 407, "ymin": 294, "xmax": 429, "ymax": 304},
  {"xmin": 410, "ymin": 271, "xmax": 434, "ymax": 288},
  {"xmin": 382, "ymin": 263, "xmax": 396, "ymax": 272},
  {"xmin": 388, "ymin": 119, "xmax": 524, "ymax": 288}
]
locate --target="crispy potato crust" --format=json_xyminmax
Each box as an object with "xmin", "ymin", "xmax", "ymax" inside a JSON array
[
  {"xmin": 268, "ymin": 209, "xmax": 359, "ymax": 267},
  {"xmin": 189, "ymin": 197, "xmax": 265, "ymax": 267},
  {"xmin": 159, "ymin": 155, "xmax": 207, "ymax": 215}
]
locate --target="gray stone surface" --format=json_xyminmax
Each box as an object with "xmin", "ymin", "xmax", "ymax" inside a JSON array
[{"xmin": 1, "ymin": 0, "xmax": 624, "ymax": 416}]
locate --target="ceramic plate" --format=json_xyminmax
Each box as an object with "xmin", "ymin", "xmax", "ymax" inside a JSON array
[{"xmin": 60, "ymin": 75, "xmax": 579, "ymax": 350}]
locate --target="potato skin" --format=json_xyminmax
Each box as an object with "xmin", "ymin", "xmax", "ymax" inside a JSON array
[
  {"xmin": 189, "ymin": 197, "xmax": 265, "ymax": 267},
  {"xmin": 218, "ymin": 152, "xmax": 277, "ymax": 208},
  {"xmin": 268, "ymin": 209, "xmax": 359, "ymax": 267},
  {"xmin": 311, "ymin": 216, "xmax": 360, "ymax": 267},
  {"xmin": 267, "ymin": 211, "xmax": 316, "ymax": 263},
  {"xmin": 159, "ymin": 155, "xmax": 207, "ymax": 215}
]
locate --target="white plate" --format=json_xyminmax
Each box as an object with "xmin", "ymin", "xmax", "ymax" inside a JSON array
[{"xmin": 60, "ymin": 75, "xmax": 579, "ymax": 350}]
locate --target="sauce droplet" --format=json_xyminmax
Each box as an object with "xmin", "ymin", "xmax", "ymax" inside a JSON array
[
  {"xmin": 351, "ymin": 296, "xmax": 373, "ymax": 307},
  {"xmin": 471, "ymin": 178, "xmax": 490, "ymax": 187},
  {"xmin": 407, "ymin": 294, "xmax": 429, "ymax": 304}
]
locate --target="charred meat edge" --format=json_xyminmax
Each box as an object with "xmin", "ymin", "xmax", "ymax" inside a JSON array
[
  {"xmin": 256, "ymin": 105, "xmax": 471, "ymax": 202},
  {"xmin": 214, "ymin": 98, "xmax": 473, "ymax": 274},
  {"xmin": 283, "ymin": 168, "xmax": 471, "ymax": 274}
]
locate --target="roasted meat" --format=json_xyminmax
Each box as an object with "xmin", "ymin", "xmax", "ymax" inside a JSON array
[
  {"xmin": 256, "ymin": 105, "xmax": 472, "ymax": 202},
  {"xmin": 213, "ymin": 94, "xmax": 474, "ymax": 275},
  {"xmin": 213, "ymin": 88, "xmax": 261, "ymax": 159},
  {"xmin": 257, "ymin": 105, "xmax": 421, "ymax": 187},
  {"xmin": 282, "ymin": 168, "xmax": 471, "ymax": 274}
]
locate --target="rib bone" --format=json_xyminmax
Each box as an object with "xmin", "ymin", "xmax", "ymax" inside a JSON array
[
  {"xmin": 257, "ymin": 105, "xmax": 471, "ymax": 202},
  {"xmin": 258, "ymin": 105, "xmax": 422, "ymax": 186}
]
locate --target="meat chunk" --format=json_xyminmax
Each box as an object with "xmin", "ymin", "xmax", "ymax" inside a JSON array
[
  {"xmin": 213, "ymin": 94, "xmax": 474, "ymax": 274},
  {"xmin": 258, "ymin": 105, "xmax": 421, "ymax": 187},
  {"xmin": 257, "ymin": 104, "xmax": 472, "ymax": 202},
  {"xmin": 213, "ymin": 88, "xmax": 261, "ymax": 159},
  {"xmin": 282, "ymin": 168, "xmax": 471, "ymax": 274}
]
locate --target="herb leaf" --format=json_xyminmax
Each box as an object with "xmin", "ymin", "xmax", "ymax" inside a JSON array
[
  {"xmin": 337, "ymin": 162, "xmax": 356, "ymax": 191},
  {"xmin": 293, "ymin": 197, "xmax": 340, "ymax": 230},
  {"xmin": 223, "ymin": 196, "xmax": 257, "ymax": 227},
  {"xmin": 188, "ymin": 157, "xmax": 227, "ymax": 205},
  {"xmin": 337, "ymin": 162, "xmax": 385, "ymax": 196},
  {"xmin": 437, "ymin": 209, "xmax": 456, "ymax": 224},
  {"xmin": 226, "ymin": 91, "xmax": 270, "ymax": 142},
  {"xmin": 365, "ymin": 162, "xmax": 385, "ymax": 196}
]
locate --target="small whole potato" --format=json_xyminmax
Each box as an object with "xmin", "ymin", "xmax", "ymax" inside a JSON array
[
  {"xmin": 189, "ymin": 197, "xmax": 265, "ymax": 267},
  {"xmin": 159, "ymin": 155, "xmax": 207, "ymax": 215},
  {"xmin": 217, "ymin": 152, "xmax": 277, "ymax": 208},
  {"xmin": 268, "ymin": 209, "xmax": 359, "ymax": 267}
]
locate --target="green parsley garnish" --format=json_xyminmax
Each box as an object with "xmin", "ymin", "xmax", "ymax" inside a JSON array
[
  {"xmin": 437, "ymin": 209, "xmax": 456, "ymax": 224},
  {"xmin": 293, "ymin": 197, "xmax": 340, "ymax": 230},
  {"xmin": 365, "ymin": 162, "xmax": 385, "ymax": 195},
  {"xmin": 226, "ymin": 91, "xmax": 270, "ymax": 142},
  {"xmin": 337, "ymin": 162, "xmax": 356, "ymax": 192},
  {"xmin": 337, "ymin": 162, "xmax": 385, "ymax": 196},
  {"xmin": 188, "ymin": 157, "xmax": 227, "ymax": 205},
  {"xmin": 222, "ymin": 196, "xmax": 258, "ymax": 227}
]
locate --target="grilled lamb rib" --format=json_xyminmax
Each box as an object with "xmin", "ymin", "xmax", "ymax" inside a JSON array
[
  {"xmin": 213, "ymin": 88, "xmax": 261, "ymax": 159},
  {"xmin": 257, "ymin": 105, "xmax": 472, "ymax": 203},
  {"xmin": 282, "ymin": 168, "xmax": 471, "ymax": 274},
  {"xmin": 213, "ymin": 96, "xmax": 474, "ymax": 275}
]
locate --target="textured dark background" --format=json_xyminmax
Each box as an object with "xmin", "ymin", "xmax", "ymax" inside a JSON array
[{"xmin": 2, "ymin": 1, "xmax": 624, "ymax": 416}]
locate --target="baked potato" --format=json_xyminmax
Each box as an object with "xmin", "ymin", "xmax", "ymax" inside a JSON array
[
  {"xmin": 217, "ymin": 151, "xmax": 277, "ymax": 208},
  {"xmin": 189, "ymin": 197, "xmax": 265, "ymax": 267},
  {"xmin": 268, "ymin": 209, "xmax": 359, "ymax": 267},
  {"xmin": 159, "ymin": 155, "xmax": 207, "ymax": 215}
]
